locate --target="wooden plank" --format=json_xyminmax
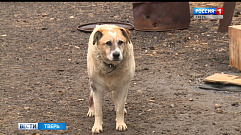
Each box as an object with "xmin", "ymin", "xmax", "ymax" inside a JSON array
[{"xmin": 204, "ymin": 73, "xmax": 241, "ymax": 86}]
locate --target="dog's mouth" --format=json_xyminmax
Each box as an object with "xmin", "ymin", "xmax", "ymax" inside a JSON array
[
  {"xmin": 112, "ymin": 58, "xmax": 121, "ymax": 61},
  {"xmin": 110, "ymin": 57, "xmax": 123, "ymax": 63},
  {"xmin": 104, "ymin": 58, "xmax": 121, "ymax": 67}
]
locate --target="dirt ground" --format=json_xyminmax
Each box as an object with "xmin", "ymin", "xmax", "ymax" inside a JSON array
[{"xmin": 1, "ymin": 2, "xmax": 241, "ymax": 135}]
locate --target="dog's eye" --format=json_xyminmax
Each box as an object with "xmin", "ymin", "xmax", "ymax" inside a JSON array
[
  {"xmin": 118, "ymin": 40, "xmax": 124, "ymax": 46},
  {"xmin": 105, "ymin": 41, "xmax": 112, "ymax": 46}
]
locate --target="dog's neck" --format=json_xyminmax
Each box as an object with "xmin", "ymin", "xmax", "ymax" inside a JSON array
[
  {"xmin": 96, "ymin": 51, "xmax": 118, "ymax": 74},
  {"xmin": 103, "ymin": 61, "xmax": 117, "ymax": 74}
]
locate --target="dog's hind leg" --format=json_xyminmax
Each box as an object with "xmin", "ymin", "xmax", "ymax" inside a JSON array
[
  {"xmin": 87, "ymin": 79, "xmax": 96, "ymax": 117},
  {"xmin": 87, "ymin": 89, "xmax": 95, "ymax": 117}
]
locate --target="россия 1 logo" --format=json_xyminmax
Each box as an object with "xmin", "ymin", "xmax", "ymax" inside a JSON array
[{"xmin": 194, "ymin": 7, "xmax": 223, "ymax": 19}]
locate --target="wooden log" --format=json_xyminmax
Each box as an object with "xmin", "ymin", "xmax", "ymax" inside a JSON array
[{"xmin": 229, "ymin": 25, "xmax": 241, "ymax": 71}]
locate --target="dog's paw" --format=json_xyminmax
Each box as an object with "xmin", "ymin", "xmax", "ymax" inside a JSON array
[
  {"xmin": 92, "ymin": 125, "xmax": 103, "ymax": 134},
  {"xmin": 87, "ymin": 110, "xmax": 94, "ymax": 117},
  {"xmin": 116, "ymin": 122, "xmax": 127, "ymax": 131}
]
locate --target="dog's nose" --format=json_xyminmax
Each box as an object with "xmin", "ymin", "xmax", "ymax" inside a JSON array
[{"xmin": 113, "ymin": 52, "xmax": 120, "ymax": 59}]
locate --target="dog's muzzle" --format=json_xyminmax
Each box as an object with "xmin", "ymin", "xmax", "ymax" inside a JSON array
[
  {"xmin": 109, "ymin": 48, "xmax": 123, "ymax": 61},
  {"xmin": 112, "ymin": 51, "xmax": 120, "ymax": 61}
]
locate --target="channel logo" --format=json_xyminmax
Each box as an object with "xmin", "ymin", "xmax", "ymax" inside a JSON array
[
  {"xmin": 193, "ymin": 7, "xmax": 223, "ymax": 19},
  {"xmin": 18, "ymin": 123, "xmax": 66, "ymax": 130},
  {"xmin": 18, "ymin": 123, "xmax": 38, "ymax": 130}
]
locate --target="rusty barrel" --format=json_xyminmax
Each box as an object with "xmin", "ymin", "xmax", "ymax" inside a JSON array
[{"xmin": 133, "ymin": 2, "xmax": 190, "ymax": 31}]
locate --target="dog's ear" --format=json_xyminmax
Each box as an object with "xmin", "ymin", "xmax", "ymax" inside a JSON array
[
  {"xmin": 93, "ymin": 31, "xmax": 103, "ymax": 45},
  {"xmin": 120, "ymin": 28, "xmax": 131, "ymax": 43}
]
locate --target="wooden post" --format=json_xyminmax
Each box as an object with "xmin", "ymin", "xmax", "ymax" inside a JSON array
[
  {"xmin": 229, "ymin": 25, "xmax": 241, "ymax": 70},
  {"xmin": 218, "ymin": 2, "xmax": 236, "ymax": 33}
]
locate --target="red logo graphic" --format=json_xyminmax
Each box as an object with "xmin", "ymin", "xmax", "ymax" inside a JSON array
[{"xmin": 216, "ymin": 8, "xmax": 223, "ymax": 15}]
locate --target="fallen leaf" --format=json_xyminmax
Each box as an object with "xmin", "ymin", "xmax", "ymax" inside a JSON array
[{"xmin": 149, "ymin": 100, "xmax": 155, "ymax": 103}]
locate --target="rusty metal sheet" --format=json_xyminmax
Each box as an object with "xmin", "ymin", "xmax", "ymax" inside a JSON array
[{"xmin": 132, "ymin": 2, "xmax": 190, "ymax": 31}]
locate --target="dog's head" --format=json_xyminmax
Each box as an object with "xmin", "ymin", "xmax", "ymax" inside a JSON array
[{"xmin": 92, "ymin": 26, "xmax": 131, "ymax": 64}]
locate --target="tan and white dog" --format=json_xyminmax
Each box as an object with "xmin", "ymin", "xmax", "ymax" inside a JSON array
[{"xmin": 86, "ymin": 24, "xmax": 135, "ymax": 134}]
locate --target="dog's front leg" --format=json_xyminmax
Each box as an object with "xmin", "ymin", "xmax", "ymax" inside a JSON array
[
  {"xmin": 115, "ymin": 84, "xmax": 129, "ymax": 131},
  {"xmin": 92, "ymin": 86, "xmax": 103, "ymax": 134},
  {"xmin": 112, "ymin": 91, "xmax": 127, "ymax": 114}
]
